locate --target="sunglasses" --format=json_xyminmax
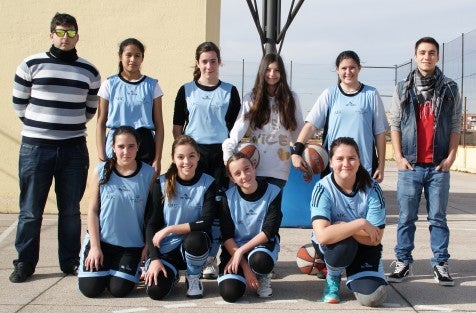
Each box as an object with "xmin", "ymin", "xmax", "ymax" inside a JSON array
[{"xmin": 53, "ymin": 29, "xmax": 77, "ymax": 38}]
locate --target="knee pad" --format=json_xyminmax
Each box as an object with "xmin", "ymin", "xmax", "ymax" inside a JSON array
[
  {"xmin": 219, "ymin": 278, "xmax": 246, "ymax": 302},
  {"xmin": 354, "ymin": 285, "xmax": 387, "ymax": 307},
  {"xmin": 248, "ymin": 251, "xmax": 273, "ymax": 274},
  {"xmin": 183, "ymin": 231, "xmax": 209, "ymax": 256},
  {"xmin": 146, "ymin": 266, "xmax": 177, "ymax": 300}
]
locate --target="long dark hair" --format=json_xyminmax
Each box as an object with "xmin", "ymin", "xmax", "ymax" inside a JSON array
[
  {"xmin": 118, "ymin": 38, "xmax": 145, "ymax": 74},
  {"xmin": 99, "ymin": 126, "xmax": 140, "ymax": 185},
  {"xmin": 245, "ymin": 53, "xmax": 297, "ymax": 131},
  {"xmin": 329, "ymin": 137, "xmax": 371, "ymax": 191},
  {"xmin": 164, "ymin": 135, "xmax": 200, "ymax": 200},
  {"xmin": 193, "ymin": 41, "xmax": 221, "ymax": 81}
]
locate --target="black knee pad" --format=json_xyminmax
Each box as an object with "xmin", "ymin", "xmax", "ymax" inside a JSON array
[
  {"xmin": 183, "ymin": 231, "xmax": 210, "ymax": 256},
  {"xmin": 249, "ymin": 251, "xmax": 273, "ymax": 274},
  {"xmin": 219, "ymin": 278, "xmax": 246, "ymax": 302},
  {"xmin": 146, "ymin": 266, "xmax": 177, "ymax": 300}
]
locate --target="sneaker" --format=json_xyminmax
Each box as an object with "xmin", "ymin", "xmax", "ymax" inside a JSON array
[
  {"xmin": 202, "ymin": 256, "xmax": 218, "ymax": 280},
  {"xmin": 9, "ymin": 262, "xmax": 34, "ymax": 283},
  {"xmin": 388, "ymin": 260, "xmax": 411, "ymax": 283},
  {"xmin": 61, "ymin": 263, "xmax": 78, "ymax": 275},
  {"xmin": 322, "ymin": 275, "xmax": 341, "ymax": 304},
  {"xmin": 257, "ymin": 274, "xmax": 272, "ymax": 298},
  {"xmin": 186, "ymin": 274, "xmax": 203, "ymax": 298},
  {"xmin": 433, "ymin": 262, "xmax": 454, "ymax": 286},
  {"xmin": 139, "ymin": 265, "xmax": 146, "ymax": 281},
  {"xmin": 269, "ymin": 269, "xmax": 277, "ymax": 279}
]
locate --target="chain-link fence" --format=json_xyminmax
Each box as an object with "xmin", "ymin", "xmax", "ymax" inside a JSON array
[{"xmin": 221, "ymin": 29, "xmax": 476, "ymax": 145}]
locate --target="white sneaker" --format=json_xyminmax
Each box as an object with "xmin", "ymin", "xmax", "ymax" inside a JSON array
[
  {"xmin": 257, "ymin": 274, "xmax": 272, "ymax": 298},
  {"xmin": 202, "ymin": 256, "xmax": 218, "ymax": 280},
  {"xmin": 186, "ymin": 274, "xmax": 203, "ymax": 298}
]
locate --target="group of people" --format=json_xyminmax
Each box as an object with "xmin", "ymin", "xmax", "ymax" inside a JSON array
[{"xmin": 10, "ymin": 12, "xmax": 461, "ymax": 308}]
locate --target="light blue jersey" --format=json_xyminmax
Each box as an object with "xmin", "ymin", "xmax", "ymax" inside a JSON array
[
  {"xmin": 105, "ymin": 75, "xmax": 159, "ymax": 129},
  {"xmin": 183, "ymin": 81, "xmax": 232, "ymax": 144},
  {"xmin": 310, "ymin": 174, "xmax": 386, "ymax": 245},
  {"xmin": 305, "ymin": 84, "xmax": 388, "ymax": 174},
  {"xmin": 98, "ymin": 162, "xmax": 154, "ymax": 247},
  {"xmin": 158, "ymin": 173, "xmax": 215, "ymax": 254},
  {"xmin": 225, "ymin": 183, "xmax": 281, "ymax": 247}
]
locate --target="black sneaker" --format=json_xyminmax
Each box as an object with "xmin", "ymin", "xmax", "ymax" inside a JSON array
[
  {"xmin": 9, "ymin": 262, "xmax": 34, "ymax": 283},
  {"xmin": 433, "ymin": 262, "xmax": 454, "ymax": 286},
  {"xmin": 61, "ymin": 262, "xmax": 78, "ymax": 275},
  {"xmin": 388, "ymin": 260, "xmax": 411, "ymax": 283}
]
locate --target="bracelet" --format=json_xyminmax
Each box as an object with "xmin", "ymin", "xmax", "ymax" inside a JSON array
[{"xmin": 291, "ymin": 142, "xmax": 305, "ymax": 155}]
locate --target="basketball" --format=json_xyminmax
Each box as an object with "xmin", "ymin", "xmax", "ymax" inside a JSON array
[
  {"xmin": 296, "ymin": 243, "xmax": 326, "ymax": 277},
  {"xmin": 302, "ymin": 144, "xmax": 328, "ymax": 174},
  {"xmin": 237, "ymin": 142, "xmax": 260, "ymax": 168}
]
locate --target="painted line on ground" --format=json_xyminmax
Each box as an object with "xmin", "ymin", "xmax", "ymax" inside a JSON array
[
  {"xmin": 0, "ymin": 221, "xmax": 16, "ymax": 243},
  {"xmin": 163, "ymin": 303, "xmax": 197, "ymax": 309},
  {"xmin": 264, "ymin": 299, "xmax": 299, "ymax": 304},
  {"xmin": 414, "ymin": 305, "xmax": 453, "ymax": 311},
  {"xmin": 216, "ymin": 300, "xmax": 250, "ymax": 305},
  {"xmin": 112, "ymin": 308, "xmax": 148, "ymax": 313}
]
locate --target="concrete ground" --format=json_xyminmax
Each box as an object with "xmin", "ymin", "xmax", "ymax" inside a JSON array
[{"xmin": 1, "ymin": 161, "xmax": 475, "ymax": 313}]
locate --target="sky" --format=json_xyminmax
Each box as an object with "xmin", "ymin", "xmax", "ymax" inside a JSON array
[{"xmin": 219, "ymin": 0, "xmax": 476, "ymax": 113}]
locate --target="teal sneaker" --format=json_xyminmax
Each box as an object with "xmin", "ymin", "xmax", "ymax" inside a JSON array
[{"xmin": 322, "ymin": 275, "xmax": 341, "ymax": 303}]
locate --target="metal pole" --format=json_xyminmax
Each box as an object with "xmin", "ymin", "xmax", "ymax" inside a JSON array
[
  {"xmin": 263, "ymin": 0, "xmax": 278, "ymax": 54},
  {"xmin": 241, "ymin": 59, "xmax": 245, "ymax": 102},
  {"xmin": 442, "ymin": 42, "xmax": 445, "ymax": 73},
  {"xmin": 394, "ymin": 64, "xmax": 397, "ymax": 86},
  {"xmin": 461, "ymin": 33, "xmax": 464, "ymax": 109},
  {"xmin": 463, "ymin": 97, "xmax": 467, "ymax": 147}
]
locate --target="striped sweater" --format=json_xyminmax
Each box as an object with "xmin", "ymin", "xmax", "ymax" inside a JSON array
[{"xmin": 12, "ymin": 52, "xmax": 101, "ymax": 141}]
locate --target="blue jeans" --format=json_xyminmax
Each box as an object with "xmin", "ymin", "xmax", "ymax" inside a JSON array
[
  {"xmin": 14, "ymin": 139, "xmax": 89, "ymax": 269},
  {"xmin": 394, "ymin": 165, "xmax": 450, "ymax": 265}
]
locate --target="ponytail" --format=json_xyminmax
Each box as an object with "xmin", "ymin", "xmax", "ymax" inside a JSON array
[
  {"xmin": 355, "ymin": 165, "xmax": 372, "ymax": 191},
  {"xmin": 99, "ymin": 156, "xmax": 117, "ymax": 185},
  {"xmin": 164, "ymin": 163, "xmax": 178, "ymax": 201}
]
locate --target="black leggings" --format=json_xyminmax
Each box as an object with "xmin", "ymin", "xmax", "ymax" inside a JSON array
[
  {"xmin": 146, "ymin": 231, "xmax": 210, "ymax": 300},
  {"xmin": 136, "ymin": 127, "xmax": 155, "ymax": 164},
  {"xmin": 218, "ymin": 250, "xmax": 274, "ymax": 303},
  {"xmin": 79, "ymin": 276, "xmax": 136, "ymax": 298},
  {"xmin": 313, "ymin": 238, "xmax": 386, "ymax": 295}
]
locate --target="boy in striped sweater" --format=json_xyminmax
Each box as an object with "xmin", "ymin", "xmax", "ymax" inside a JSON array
[{"xmin": 10, "ymin": 12, "xmax": 101, "ymax": 283}]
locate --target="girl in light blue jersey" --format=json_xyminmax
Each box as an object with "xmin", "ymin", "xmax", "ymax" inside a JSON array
[
  {"xmin": 144, "ymin": 135, "xmax": 217, "ymax": 300},
  {"xmin": 78, "ymin": 126, "xmax": 155, "ymax": 298},
  {"xmin": 97, "ymin": 38, "xmax": 164, "ymax": 173},
  {"xmin": 218, "ymin": 153, "xmax": 282, "ymax": 302},
  {"xmin": 173, "ymin": 41, "xmax": 241, "ymax": 280},
  {"xmin": 292, "ymin": 51, "xmax": 388, "ymax": 183},
  {"xmin": 309, "ymin": 137, "xmax": 387, "ymax": 306}
]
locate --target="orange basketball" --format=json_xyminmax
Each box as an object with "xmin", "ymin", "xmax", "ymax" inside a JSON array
[
  {"xmin": 296, "ymin": 243, "xmax": 326, "ymax": 277},
  {"xmin": 302, "ymin": 144, "xmax": 329, "ymax": 174},
  {"xmin": 237, "ymin": 142, "xmax": 260, "ymax": 168}
]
